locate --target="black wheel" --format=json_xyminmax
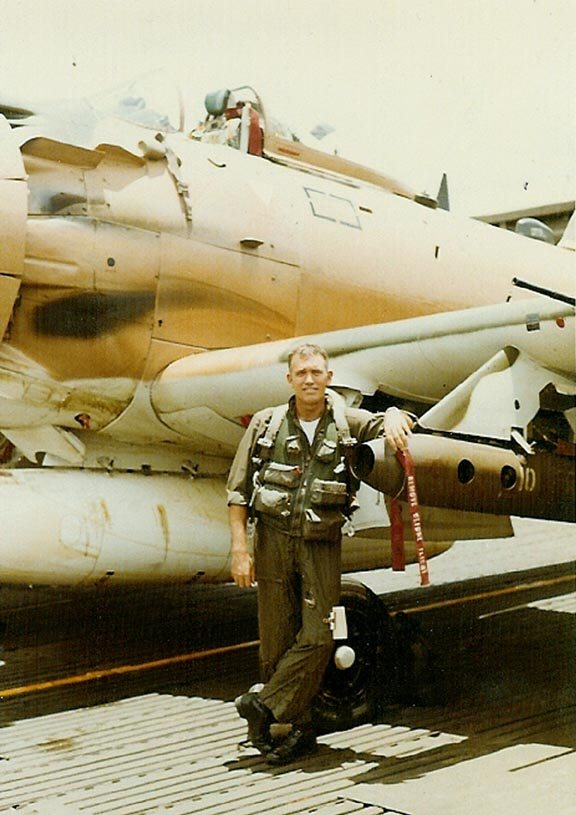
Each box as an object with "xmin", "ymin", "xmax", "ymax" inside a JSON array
[{"xmin": 312, "ymin": 579, "xmax": 395, "ymax": 733}]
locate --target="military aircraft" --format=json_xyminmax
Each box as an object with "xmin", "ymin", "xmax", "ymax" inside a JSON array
[
  {"xmin": 0, "ymin": 73, "xmax": 573, "ymax": 586},
  {"xmin": 0, "ymin": 73, "xmax": 574, "ymax": 724}
]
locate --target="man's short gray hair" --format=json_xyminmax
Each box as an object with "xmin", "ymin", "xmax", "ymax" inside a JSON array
[{"xmin": 287, "ymin": 343, "xmax": 329, "ymax": 369}]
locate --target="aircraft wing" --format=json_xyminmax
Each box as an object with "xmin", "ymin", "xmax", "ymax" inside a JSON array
[
  {"xmin": 152, "ymin": 297, "xmax": 574, "ymax": 445},
  {"xmin": 0, "ymin": 294, "xmax": 573, "ymax": 586},
  {"xmin": 151, "ymin": 295, "xmax": 575, "ymax": 527},
  {"xmin": 2, "ymin": 294, "xmax": 574, "ymax": 475}
]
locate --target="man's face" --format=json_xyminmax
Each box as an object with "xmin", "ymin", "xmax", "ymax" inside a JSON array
[{"xmin": 287, "ymin": 353, "xmax": 333, "ymax": 411}]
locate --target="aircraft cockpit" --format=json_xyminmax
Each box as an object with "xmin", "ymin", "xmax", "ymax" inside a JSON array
[
  {"xmin": 187, "ymin": 85, "xmax": 416, "ymax": 199},
  {"xmin": 0, "ymin": 73, "xmax": 418, "ymax": 199},
  {"xmin": 189, "ymin": 86, "xmax": 299, "ymax": 156}
]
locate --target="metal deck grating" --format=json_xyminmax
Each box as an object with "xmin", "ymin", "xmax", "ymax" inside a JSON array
[{"xmin": 0, "ymin": 693, "xmax": 470, "ymax": 815}]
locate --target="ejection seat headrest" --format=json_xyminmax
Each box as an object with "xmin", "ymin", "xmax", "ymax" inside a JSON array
[{"xmin": 204, "ymin": 89, "xmax": 234, "ymax": 117}]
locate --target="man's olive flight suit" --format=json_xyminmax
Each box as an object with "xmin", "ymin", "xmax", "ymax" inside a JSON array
[{"xmin": 227, "ymin": 394, "xmax": 386, "ymax": 726}]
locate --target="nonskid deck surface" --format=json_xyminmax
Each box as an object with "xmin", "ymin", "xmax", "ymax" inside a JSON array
[
  {"xmin": 0, "ymin": 517, "xmax": 574, "ymax": 814},
  {"xmin": 0, "ymin": 646, "xmax": 574, "ymax": 815}
]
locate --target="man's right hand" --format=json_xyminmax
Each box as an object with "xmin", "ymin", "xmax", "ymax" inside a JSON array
[
  {"xmin": 228, "ymin": 504, "xmax": 254, "ymax": 588},
  {"xmin": 231, "ymin": 549, "xmax": 255, "ymax": 588}
]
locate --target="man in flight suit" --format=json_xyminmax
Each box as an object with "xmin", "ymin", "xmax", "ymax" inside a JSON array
[{"xmin": 227, "ymin": 344, "xmax": 413, "ymax": 764}]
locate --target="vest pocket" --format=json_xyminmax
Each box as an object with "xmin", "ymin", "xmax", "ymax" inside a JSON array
[
  {"xmin": 315, "ymin": 438, "xmax": 338, "ymax": 463},
  {"xmin": 310, "ymin": 478, "xmax": 348, "ymax": 507},
  {"xmin": 254, "ymin": 486, "xmax": 292, "ymax": 518},
  {"xmin": 261, "ymin": 462, "xmax": 302, "ymax": 488}
]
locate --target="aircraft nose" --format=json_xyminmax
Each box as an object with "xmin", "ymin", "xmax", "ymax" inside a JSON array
[
  {"xmin": 0, "ymin": 111, "xmax": 26, "ymax": 177},
  {"xmin": 0, "ymin": 115, "xmax": 27, "ymax": 336}
]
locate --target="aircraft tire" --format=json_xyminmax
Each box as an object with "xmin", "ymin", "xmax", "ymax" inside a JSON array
[{"xmin": 312, "ymin": 579, "xmax": 396, "ymax": 733}]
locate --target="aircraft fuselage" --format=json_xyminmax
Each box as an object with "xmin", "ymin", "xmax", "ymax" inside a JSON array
[{"xmin": 1, "ymin": 127, "xmax": 573, "ymax": 445}]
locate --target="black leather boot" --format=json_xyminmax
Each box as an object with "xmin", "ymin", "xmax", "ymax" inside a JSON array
[
  {"xmin": 266, "ymin": 725, "xmax": 317, "ymax": 765},
  {"xmin": 235, "ymin": 692, "xmax": 275, "ymax": 754}
]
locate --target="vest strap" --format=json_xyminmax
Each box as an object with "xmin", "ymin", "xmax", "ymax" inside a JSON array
[
  {"xmin": 326, "ymin": 389, "xmax": 357, "ymax": 448},
  {"xmin": 260, "ymin": 403, "xmax": 289, "ymax": 453},
  {"xmin": 260, "ymin": 391, "xmax": 355, "ymax": 452}
]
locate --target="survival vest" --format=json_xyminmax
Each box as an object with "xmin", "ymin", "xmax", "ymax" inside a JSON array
[{"xmin": 251, "ymin": 390, "xmax": 358, "ymax": 542}]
